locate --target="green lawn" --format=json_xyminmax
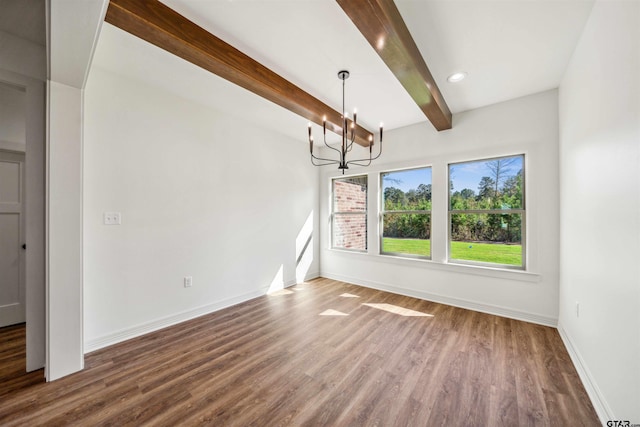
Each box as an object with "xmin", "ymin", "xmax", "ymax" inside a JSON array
[
  {"xmin": 382, "ymin": 238, "xmax": 431, "ymax": 256},
  {"xmin": 382, "ymin": 238, "xmax": 522, "ymax": 266}
]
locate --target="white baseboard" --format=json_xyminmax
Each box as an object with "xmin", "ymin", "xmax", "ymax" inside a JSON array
[
  {"xmin": 84, "ymin": 289, "xmax": 264, "ymax": 353},
  {"xmin": 557, "ymin": 323, "xmax": 611, "ymax": 424},
  {"xmin": 300, "ymin": 271, "xmax": 321, "ymax": 283},
  {"xmin": 321, "ymin": 272, "xmax": 558, "ymax": 327},
  {"xmin": 84, "ymin": 272, "xmax": 320, "ymax": 354}
]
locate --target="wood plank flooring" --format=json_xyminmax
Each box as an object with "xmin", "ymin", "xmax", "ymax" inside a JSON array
[
  {"xmin": 0, "ymin": 278, "xmax": 599, "ymax": 426},
  {"xmin": 0, "ymin": 323, "xmax": 45, "ymax": 397}
]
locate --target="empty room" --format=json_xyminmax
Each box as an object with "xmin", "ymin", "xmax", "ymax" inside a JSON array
[{"xmin": 0, "ymin": 0, "xmax": 638, "ymax": 425}]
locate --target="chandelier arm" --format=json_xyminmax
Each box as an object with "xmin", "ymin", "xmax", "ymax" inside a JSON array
[
  {"xmin": 346, "ymin": 125, "xmax": 359, "ymax": 152},
  {"xmin": 345, "ymin": 155, "xmax": 373, "ymax": 166},
  {"xmin": 323, "ymin": 135, "xmax": 342, "ymax": 155},
  {"xmin": 312, "ymin": 154, "xmax": 340, "ymax": 163},
  {"xmin": 363, "ymin": 146, "xmax": 382, "ymax": 162},
  {"xmin": 346, "ymin": 136, "xmax": 383, "ymax": 166},
  {"xmin": 311, "ymin": 153, "xmax": 341, "ymax": 166},
  {"xmin": 346, "ymin": 160, "xmax": 372, "ymax": 167},
  {"xmin": 312, "ymin": 160, "xmax": 342, "ymax": 167},
  {"xmin": 369, "ymin": 138, "xmax": 383, "ymax": 161}
]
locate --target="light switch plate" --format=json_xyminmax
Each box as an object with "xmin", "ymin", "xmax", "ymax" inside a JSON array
[{"xmin": 104, "ymin": 212, "xmax": 121, "ymax": 225}]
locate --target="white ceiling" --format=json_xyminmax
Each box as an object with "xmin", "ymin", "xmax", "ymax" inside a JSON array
[{"xmin": 91, "ymin": 0, "xmax": 594, "ymax": 142}]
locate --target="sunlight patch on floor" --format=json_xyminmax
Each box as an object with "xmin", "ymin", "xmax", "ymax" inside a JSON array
[
  {"xmin": 319, "ymin": 309, "xmax": 349, "ymax": 316},
  {"xmin": 339, "ymin": 293, "xmax": 360, "ymax": 298},
  {"xmin": 268, "ymin": 288, "xmax": 294, "ymax": 296},
  {"xmin": 362, "ymin": 303, "xmax": 433, "ymax": 317}
]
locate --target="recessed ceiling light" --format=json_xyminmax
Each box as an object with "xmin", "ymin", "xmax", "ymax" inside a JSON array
[{"xmin": 447, "ymin": 72, "xmax": 467, "ymax": 83}]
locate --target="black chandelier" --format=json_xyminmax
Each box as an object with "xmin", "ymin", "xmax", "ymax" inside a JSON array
[{"xmin": 308, "ymin": 70, "xmax": 383, "ymax": 174}]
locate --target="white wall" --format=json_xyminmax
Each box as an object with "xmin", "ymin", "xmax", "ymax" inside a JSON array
[
  {"xmin": 83, "ymin": 67, "xmax": 319, "ymax": 350},
  {"xmin": 558, "ymin": 0, "xmax": 640, "ymax": 422},
  {"xmin": 320, "ymin": 90, "xmax": 560, "ymax": 325}
]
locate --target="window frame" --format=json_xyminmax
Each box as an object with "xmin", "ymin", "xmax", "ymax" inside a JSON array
[
  {"xmin": 447, "ymin": 154, "xmax": 526, "ymax": 270},
  {"xmin": 331, "ymin": 174, "xmax": 368, "ymax": 252},
  {"xmin": 379, "ymin": 166, "xmax": 432, "ymax": 260}
]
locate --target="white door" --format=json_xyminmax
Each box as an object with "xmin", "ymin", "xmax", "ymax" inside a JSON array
[{"xmin": 0, "ymin": 150, "xmax": 25, "ymax": 327}]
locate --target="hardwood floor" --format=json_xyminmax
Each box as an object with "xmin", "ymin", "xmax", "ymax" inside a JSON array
[
  {"xmin": 0, "ymin": 323, "xmax": 45, "ymax": 398},
  {"xmin": 0, "ymin": 278, "xmax": 599, "ymax": 426}
]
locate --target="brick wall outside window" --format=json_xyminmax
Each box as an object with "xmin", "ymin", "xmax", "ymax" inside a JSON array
[{"xmin": 332, "ymin": 176, "xmax": 367, "ymax": 251}]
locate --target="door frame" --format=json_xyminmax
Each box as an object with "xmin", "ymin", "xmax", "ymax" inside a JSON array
[
  {"xmin": 0, "ymin": 69, "xmax": 46, "ymax": 373},
  {"xmin": 0, "ymin": 149, "xmax": 26, "ymax": 327}
]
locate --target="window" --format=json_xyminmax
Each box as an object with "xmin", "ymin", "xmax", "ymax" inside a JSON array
[
  {"xmin": 449, "ymin": 155, "xmax": 525, "ymax": 268},
  {"xmin": 332, "ymin": 175, "xmax": 367, "ymax": 251},
  {"xmin": 380, "ymin": 167, "xmax": 432, "ymax": 258}
]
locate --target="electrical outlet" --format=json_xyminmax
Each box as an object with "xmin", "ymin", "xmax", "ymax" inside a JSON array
[
  {"xmin": 184, "ymin": 276, "xmax": 193, "ymax": 288},
  {"xmin": 576, "ymin": 302, "xmax": 580, "ymax": 318},
  {"xmin": 103, "ymin": 212, "xmax": 121, "ymax": 225}
]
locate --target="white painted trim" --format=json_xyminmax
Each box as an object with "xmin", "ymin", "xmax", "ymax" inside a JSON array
[
  {"xmin": 321, "ymin": 272, "xmax": 557, "ymax": 327},
  {"xmin": 84, "ymin": 271, "xmax": 321, "ymax": 354},
  {"xmin": 0, "ymin": 68, "xmax": 46, "ymax": 373},
  {"xmin": 325, "ymin": 248, "xmax": 541, "ymax": 283},
  {"xmin": 80, "ymin": 0, "xmax": 109, "ymax": 89},
  {"xmin": 557, "ymin": 323, "xmax": 611, "ymax": 425},
  {"xmin": 0, "ymin": 140, "xmax": 26, "ymax": 153}
]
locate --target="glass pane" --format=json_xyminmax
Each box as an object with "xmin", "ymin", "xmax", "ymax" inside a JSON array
[
  {"xmin": 382, "ymin": 167, "xmax": 432, "ymax": 211},
  {"xmin": 450, "ymin": 213, "xmax": 522, "ymax": 266},
  {"xmin": 449, "ymin": 155, "xmax": 524, "ymax": 210},
  {"xmin": 333, "ymin": 213, "xmax": 367, "ymax": 251},
  {"xmin": 333, "ymin": 176, "xmax": 367, "ymax": 213},
  {"xmin": 382, "ymin": 213, "xmax": 430, "ymax": 257}
]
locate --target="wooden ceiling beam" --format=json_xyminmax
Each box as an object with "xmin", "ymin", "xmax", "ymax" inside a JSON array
[
  {"xmin": 105, "ymin": 0, "xmax": 374, "ymax": 146},
  {"xmin": 337, "ymin": 0, "xmax": 453, "ymax": 131}
]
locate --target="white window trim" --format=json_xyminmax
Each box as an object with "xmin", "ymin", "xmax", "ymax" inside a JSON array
[
  {"xmin": 379, "ymin": 166, "xmax": 432, "ymax": 260},
  {"xmin": 447, "ymin": 154, "xmax": 526, "ymax": 270}
]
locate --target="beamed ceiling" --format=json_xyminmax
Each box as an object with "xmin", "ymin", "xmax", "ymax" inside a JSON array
[{"xmin": 93, "ymin": 0, "xmax": 595, "ymax": 144}]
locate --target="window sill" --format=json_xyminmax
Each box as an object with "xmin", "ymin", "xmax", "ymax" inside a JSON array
[
  {"xmin": 325, "ymin": 248, "xmax": 541, "ymax": 283},
  {"xmin": 330, "ymin": 247, "xmax": 368, "ymax": 255}
]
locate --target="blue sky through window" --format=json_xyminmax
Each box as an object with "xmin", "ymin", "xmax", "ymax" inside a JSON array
[
  {"xmin": 450, "ymin": 156, "xmax": 523, "ymax": 193},
  {"xmin": 380, "ymin": 156, "xmax": 523, "ymax": 194},
  {"xmin": 382, "ymin": 167, "xmax": 432, "ymax": 193}
]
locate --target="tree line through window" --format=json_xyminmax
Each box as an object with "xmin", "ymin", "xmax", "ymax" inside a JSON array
[
  {"xmin": 381, "ymin": 167, "xmax": 432, "ymax": 258},
  {"xmin": 331, "ymin": 154, "xmax": 525, "ymax": 268}
]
